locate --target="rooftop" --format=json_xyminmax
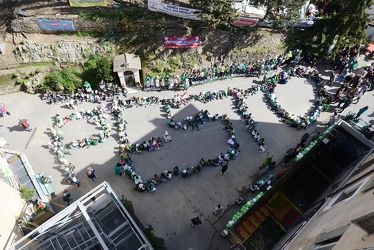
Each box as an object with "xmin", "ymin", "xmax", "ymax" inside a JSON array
[{"xmin": 7, "ymin": 182, "xmax": 153, "ymax": 250}]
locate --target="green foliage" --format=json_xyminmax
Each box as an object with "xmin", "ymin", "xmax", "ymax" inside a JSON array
[
  {"xmin": 40, "ymin": 67, "xmax": 82, "ymax": 93},
  {"xmin": 78, "ymin": 10, "xmax": 120, "ymax": 20},
  {"xmin": 284, "ymin": 0, "xmax": 373, "ymax": 58},
  {"xmin": 120, "ymin": 195, "xmax": 134, "ymax": 213},
  {"xmin": 143, "ymin": 225, "xmax": 166, "ymax": 250},
  {"xmin": 19, "ymin": 185, "xmax": 35, "ymax": 200},
  {"xmin": 35, "ymin": 68, "xmax": 41, "ymax": 74},
  {"xmin": 15, "ymin": 78, "xmax": 24, "ymax": 85},
  {"xmin": 190, "ymin": 0, "xmax": 239, "ymax": 29},
  {"xmin": 320, "ymin": 0, "xmax": 373, "ymax": 58},
  {"xmin": 121, "ymin": 34, "xmax": 150, "ymax": 47},
  {"xmin": 61, "ymin": 32, "xmax": 105, "ymax": 37},
  {"xmin": 81, "ymin": 54, "xmax": 114, "ymax": 89}
]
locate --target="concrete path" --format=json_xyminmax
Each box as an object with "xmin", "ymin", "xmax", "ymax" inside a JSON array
[{"xmin": 0, "ymin": 71, "xmax": 372, "ymax": 250}]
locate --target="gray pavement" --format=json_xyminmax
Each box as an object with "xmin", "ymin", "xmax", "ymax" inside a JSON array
[{"xmin": 0, "ymin": 71, "xmax": 372, "ymax": 250}]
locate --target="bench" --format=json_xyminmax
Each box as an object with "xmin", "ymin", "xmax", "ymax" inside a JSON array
[{"xmin": 34, "ymin": 173, "xmax": 54, "ymax": 196}]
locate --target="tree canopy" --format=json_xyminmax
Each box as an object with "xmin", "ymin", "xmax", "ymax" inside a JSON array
[
  {"xmin": 190, "ymin": 0, "xmax": 240, "ymax": 29},
  {"xmin": 321, "ymin": 0, "xmax": 373, "ymax": 57},
  {"xmin": 285, "ymin": 0, "xmax": 373, "ymax": 58},
  {"xmin": 82, "ymin": 54, "xmax": 113, "ymax": 89}
]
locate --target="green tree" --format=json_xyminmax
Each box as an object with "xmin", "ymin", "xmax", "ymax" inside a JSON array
[
  {"xmin": 40, "ymin": 67, "xmax": 82, "ymax": 93},
  {"xmin": 319, "ymin": 0, "xmax": 372, "ymax": 58},
  {"xmin": 190, "ymin": 0, "xmax": 240, "ymax": 29},
  {"xmin": 284, "ymin": 0, "xmax": 372, "ymax": 58},
  {"xmin": 82, "ymin": 54, "xmax": 113, "ymax": 89}
]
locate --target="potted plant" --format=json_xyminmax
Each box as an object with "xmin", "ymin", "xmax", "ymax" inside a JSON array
[{"xmin": 19, "ymin": 184, "xmax": 35, "ymax": 200}]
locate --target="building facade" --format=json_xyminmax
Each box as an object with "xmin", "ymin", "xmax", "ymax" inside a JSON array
[{"xmin": 276, "ymin": 150, "xmax": 374, "ymax": 250}]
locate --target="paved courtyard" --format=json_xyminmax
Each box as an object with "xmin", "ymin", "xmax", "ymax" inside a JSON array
[{"xmin": 0, "ymin": 73, "xmax": 372, "ymax": 249}]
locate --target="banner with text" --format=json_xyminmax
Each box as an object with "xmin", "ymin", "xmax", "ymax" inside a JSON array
[
  {"xmin": 148, "ymin": 0, "xmax": 260, "ymax": 27},
  {"xmin": 233, "ymin": 17, "xmax": 259, "ymax": 27},
  {"xmin": 164, "ymin": 36, "xmax": 200, "ymax": 49},
  {"xmin": 38, "ymin": 19, "xmax": 76, "ymax": 31},
  {"xmin": 69, "ymin": 0, "xmax": 107, "ymax": 7},
  {"xmin": 148, "ymin": 0, "xmax": 201, "ymax": 21}
]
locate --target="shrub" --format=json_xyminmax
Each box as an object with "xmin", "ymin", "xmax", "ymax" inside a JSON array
[
  {"xmin": 19, "ymin": 184, "xmax": 35, "ymax": 200},
  {"xmin": 40, "ymin": 67, "xmax": 82, "ymax": 93},
  {"xmin": 143, "ymin": 225, "xmax": 166, "ymax": 250},
  {"xmin": 120, "ymin": 195, "xmax": 134, "ymax": 214},
  {"xmin": 15, "ymin": 78, "xmax": 24, "ymax": 85},
  {"xmin": 35, "ymin": 68, "xmax": 41, "ymax": 74}
]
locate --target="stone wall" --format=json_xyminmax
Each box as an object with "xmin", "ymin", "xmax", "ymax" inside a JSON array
[
  {"xmin": 10, "ymin": 15, "xmax": 184, "ymax": 34},
  {"xmin": 11, "ymin": 15, "xmax": 118, "ymax": 34},
  {"xmin": 14, "ymin": 39, "xmax": 116, "ymax": 63}
]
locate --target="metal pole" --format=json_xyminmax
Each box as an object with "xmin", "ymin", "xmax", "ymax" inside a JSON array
[{"xmin": 306, "ymin": 160, "xmax": 338, "ymax": 187}]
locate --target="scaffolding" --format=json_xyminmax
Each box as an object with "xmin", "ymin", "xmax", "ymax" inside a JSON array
[{"xmin": 7, "ymin": 182, "xmax": 153, "ymax": 250}]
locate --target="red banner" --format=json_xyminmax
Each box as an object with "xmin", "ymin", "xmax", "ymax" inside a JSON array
[
  {"xmin": 164, "ymin": 36, "xmax": 200, "ymax": 49},
  {"xmin": 234, "ymin": 17, "xmax": 259, "ymax": 27}
]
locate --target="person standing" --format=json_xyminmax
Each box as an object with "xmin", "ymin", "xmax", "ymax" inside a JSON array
[
  {"xmin": 221, "ymin": 161, "xmax": 228, "ymax": 175},
  {"xmin": 114, "ymin": 163, "xmax": 123, "ymax": 176},
  {"xmin": 353, "ymin": 90, "xmax": 366, "ymax": 104},
  {"xmin": 173, "ymin": 166, "xmax": 179, "ymax": 176},
  {"xmin": 338, "ymin": 97, "xmax": 352, "ymax": 113},
  {"xmin": 62, "ymin": 189, "xmax": 71, "ymax": 206},
  {"xmin": 260, "ymin": 153, "xmax": 273, "ymax": 169},
  {"xmin": 355, "ymin": 106, "xmax": 369, "ymax": 118},
  {"xmin": 191, "ymin": 120, "xmax": 200, "ymax": 131},
  {"xmin": 327, "ymin": 71, "xmax": 335, "ymax": 85},
  {"xmin": 213, "ymin": 205, "xmax": 224, "ymax": 215},
  {"xmin": 70, "ymin": 175, "xmax": 81, "ymax": 187},
  {"xmin": 299, "ymin": 133, "xmax": 309, "ymax": 146},
  {"xmin": 281, "ymin": 147, "xmax": 298, "ymax": 166},
  {"xmin": 0, "ymin": 104, "xmax": 10, "ymax": 116},
  {"xmin": 191, "ymin": 217, "xmax": 202, "ymax": 227},
  {"xmin": 86, "ymin": 167, "xmax": 98, "ymax": 182},
  {"xmin": 327, "ymin": 112, "xmax": 339, "ymax": 126},
  {"xmin": 18, "ymin": 118, "xmax": 32, "ymax": 131},
  {"xmin": 259, "ymin": 142, "xmax": 266, "ymax": 152}
]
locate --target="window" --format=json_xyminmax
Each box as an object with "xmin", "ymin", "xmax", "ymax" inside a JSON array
[
  {"xmin": 351, "ymin": 211, "xmax": 374, "ymax": 234},
  {"xmin": 312, "ymin": 225, "xmax": 349, "ymax": 250},
  {"xmin": 314, "ymin": 236, "xmax": 341, "ymax": 250},
  {"xmin": 361, "ymin": 179, "xmax": 374, "ymax": 193},
  {"xmin": 331, "ymin": 182, "xmax": 362, "ymax": 206}
]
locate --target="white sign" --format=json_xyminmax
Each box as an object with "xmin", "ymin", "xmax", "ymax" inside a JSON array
[{"xmin": 148, "ymin": 0, "xmax": 202, "ymax": 21}]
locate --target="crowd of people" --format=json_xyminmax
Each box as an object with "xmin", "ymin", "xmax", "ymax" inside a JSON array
[
  {"xmin": 117, "ymin": 103, "xmax": 243, "ymax": 192},
  {"xmin": 41, "ymin": 81, "xmax": 129, "ymax": 107},
  {"xmin": 37, "ymin": 45, "xmax": 372, "ymax": 195},
  {"xmin": 143, "ymin": 51, "xmax": 307, "ymax": 91},
  {"xmin": 261, "ymin": 68, "xmax": 328, "ymax": 129},
  {"xmin": 229, "ymin": 87, "xmax": 267, "ymax": 152}
]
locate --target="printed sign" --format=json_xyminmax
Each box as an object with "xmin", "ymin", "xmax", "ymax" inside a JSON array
[
  {"xmin": 148, "ymin": 0, "xmax": 201, "ymax": 20},
  {"xmin": 38, "ymin": 19, "xmax": 76, "ymax": 31},
  {"xmin": 233, "ymin": 17, "xmax": 259, "ymax": 27},
  {"xmin": 164, "ymin": 36, "xmax": 200, "ymax": 49},
  {"xmin": 149, "ymin": 0, "xmax": 260, "ymax": 27}
]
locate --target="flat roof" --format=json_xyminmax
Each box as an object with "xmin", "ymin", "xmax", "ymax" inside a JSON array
[
  {"xmin": 113, "ymin": 53, "xmax": 142, "ymax": 72},
  {"xmin": 7, "ymin": 182, "xmax": 153, "ymax": 250}
]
